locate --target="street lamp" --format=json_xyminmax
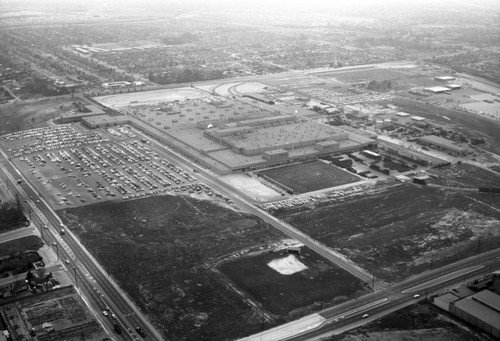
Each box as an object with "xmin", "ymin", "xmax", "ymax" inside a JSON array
[{"xmin": 73, "ymin": 267, "xmax": 78, "ymax": 287}]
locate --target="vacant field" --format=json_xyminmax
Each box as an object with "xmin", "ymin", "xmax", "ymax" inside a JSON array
[
  {"xmin": 325, "ymin": 302, "xmax": 486, "ymax": 341},
  {"xmin": 276, "ymin": 184, "xmax": 500, "ymax": 282},
  {"xmin": 259, "ymin": 161, "xmax": 360, "ymax": 194},
  {"xmin": 0, "ymin": 235, "xmax": 42, "ymax": 259},
  {"xmin": 314, "ymin": 67, "xmax": 405, "ymax": 83},
  {"xmin": 220, "ymin": 247, "xmax": 368, "ymax": 317},
  {"xmin": 428, "ymin": 163, "xmax": 500, "ymax": 189},
  {"xmin": 59, "ymin": 195, "xmax": 287, "ymax": 341},
  {"xmin": 0, "ymin": 96, "xmax": 75, "ymax": 135}
]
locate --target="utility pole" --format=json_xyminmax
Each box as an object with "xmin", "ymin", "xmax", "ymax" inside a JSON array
[
  {"xmin": 73, "ymin": 267, "xmax": 78, "ymax": 287},
  {"xmin": 372, "ymin": 275, "xmax": 375, "ymax": 292}
]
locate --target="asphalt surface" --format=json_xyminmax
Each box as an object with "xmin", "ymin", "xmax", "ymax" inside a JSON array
[
  {"xmin": 2, "ymin": 126, "xmax": 500, "ymax": 341},
  {"xmin": 131, "ymin": 127, "xmax": 386, "ymax": 291},
  {"xmin": 0, "ymin": 151, "xmax": 162, "ymax": 341}
]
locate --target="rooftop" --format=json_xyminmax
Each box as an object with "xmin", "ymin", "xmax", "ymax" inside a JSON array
[
  {"xmin": 472, "ymin": 290, "xmax": 500, "ymax": 312},
  {"xmin": 419, "ymin": 135, "xmax": 468, "ymax": 153},
  {"xmin": 454, "ymin": 292, "xmax": 500, "ymax": 330},
  {"xmin": 424, "ymin": 86, "xmax": 451, "ymax": 93}
]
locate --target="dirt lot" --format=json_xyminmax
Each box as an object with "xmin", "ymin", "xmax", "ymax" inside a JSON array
[
  {"xmin": 0, "ymin": 96, "xmax": 76, "ymax": 135},
  {"xmin": 427, "ymin": 163, "xmax": 500, "ymax": 189},
  {"xmin": 58, "ymin": 195, "xmax": 288, "ymax": 341},
  {"xmin": 258, "ymin": 161, "xmax": 360, "ymax": 194},
  {"xmin": 220, "ymin": 247, "xmax": 369, "ymax": 317},
  {"xmin": 275, "ymin": 183, "xmax": 500, "ymax": 282},
  {"xmin": 325, "ymin": 302, "xmax": 489, "ymax": 341}
]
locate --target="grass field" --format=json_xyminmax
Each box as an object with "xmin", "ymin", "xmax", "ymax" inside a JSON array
[
  {"xmin": 0, "ymin": 235, "xmax": 43, "ymax": 258},
  {"xmin": 276, "ymin": 183, "xmax": 500, "ymax": 282},
  {"xmin": 259, "ymin": 161, "xmax": 360, "ymax": 194},
  {"xmin": 220, "ymin": 247, "xmax": 368, "ymax": 316},
  {"xmin": 58, "ymin": 195, "xmax": 287, "ymax": 341}
]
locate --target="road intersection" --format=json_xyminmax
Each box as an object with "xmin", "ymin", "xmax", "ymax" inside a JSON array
[{"xmin": 1, "ymin": 131, "xmax": 499, "ymax": 341}]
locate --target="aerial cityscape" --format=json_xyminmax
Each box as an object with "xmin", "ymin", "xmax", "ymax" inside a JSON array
[{"xmin": 0, "ymin": 0, "xmax": 499, "ymax": 340}]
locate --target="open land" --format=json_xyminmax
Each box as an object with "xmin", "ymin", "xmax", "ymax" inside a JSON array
[
  {"xmin": 324, "ymin": 301, "xmax": 488, "ymax": 341},
  {"xmin": 59, "ymin": 195, "xmax": 298, "ymax": 340},
  {"xmin": 220, "ymin": 247, "xmax": 369, "ymax": 317},
  {"xmin": 275, "ymin": 182, "xmax": 500, "ymax": 283},
  {"xmin": 428, "ymin": 163, "xmax": 500, "ymax": 189},
  {"xmin": 0, "ymin": 177, "xmax": 14, "ymax": 203},
  {"xmin": 0, "ymin": 235, "xmax": 43, "ymax": 259},
  {"xmin": 0, "ymin": 4, "xmax": 500, "ymax": 341},
  {"xmin": 0, "ymin": 96, "xmax": 76, "ymax": 135},
  {"xmin": 258, "ymin": 161, "xmax": 360, "ymax": 194}
]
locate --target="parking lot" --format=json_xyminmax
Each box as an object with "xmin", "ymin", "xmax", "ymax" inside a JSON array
[{"xmin": 0, "ymin": 124, "xmax": 229, "ymax": 208}]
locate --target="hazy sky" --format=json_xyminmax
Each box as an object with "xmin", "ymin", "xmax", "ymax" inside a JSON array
[{"xmin": 2, "ymin": 0, "xmax": 500, "ymax": 11}]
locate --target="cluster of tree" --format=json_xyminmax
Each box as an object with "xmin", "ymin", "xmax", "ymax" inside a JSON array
[
  {"xmin": 0, "ymin": 251, "xmax": 41, "ymax": 275},
  {"xmin": 148, "ymin": 68, "xmax": 224, "ymax": 85},
  {"xmin": 0, "ymin": 195, "xmax": 28, "ymax": 231},
  {"xmin": 160, "ymin": 32, "xmax": 199, "ymax": 45},
  {"xmin": 366, "ymin": 80, "xmax": 392, "ymax": 92},
  {"xmin": 23, "ymin": 77, "xmax": 70, "ymax": 97}
]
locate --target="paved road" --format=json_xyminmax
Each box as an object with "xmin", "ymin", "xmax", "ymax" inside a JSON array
[
  {"xmin": 129, "ymin": 126, "xmax": 385, "ymax": 291},
  {"xmin": 258, "ymin": 249, "xmax": 500, "ymax": 341},
  {"xmin": 0, "ymin": 151, "xmax": 163, "ymax": 341}
]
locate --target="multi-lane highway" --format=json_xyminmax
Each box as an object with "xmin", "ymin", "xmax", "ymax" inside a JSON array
[
  {"xmin": 130, "ymin": 130, "xmax": 500, "ymax": 341},
  {"xmin": 2, "ymin": 126, "xmax": 500, "ymax": 341},
  {"xmin": 0, "ymin": 153, "xmax": 162, "ymax": 341},
  {"xmin": 243, "ymin": 250, "xmax": 500, "ymax": 341}
]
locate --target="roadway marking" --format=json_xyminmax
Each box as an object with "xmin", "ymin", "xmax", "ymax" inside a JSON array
[
  {"xmin": 402, "ymin": 265, "xmax": 485, "ymax": 293},
  {"xmin": 326, "ymin": 298, "xmax": 389, "ymax": 322}
]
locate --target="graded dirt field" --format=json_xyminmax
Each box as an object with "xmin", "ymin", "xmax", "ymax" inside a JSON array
[
  {"xmin": 259, "ymin": 161, "xmax": 360, "ymax": 194},
  {"xmin": 58, "ymin": 195, "xmax": 287, "ymax": 341},
  {"xmin": 325, "ymin": 301, "xmax": 487, "ymax": 341},
  {"xmin": 220, "ymin": 247, "xmax": 369, "ymax": 317},
  {"xmin": 275, "ymin": 183, "xmax": 500, "ymax": 282},
  {"xmin": 0, "ymin": 96, "xmax": 75, "ymax": 135}
]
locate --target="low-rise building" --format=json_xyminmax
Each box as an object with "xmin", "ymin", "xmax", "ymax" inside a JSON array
[
  {"xmin": 450, "ymin": 290, "xmax": 500, "ymax": 339},
  {"xmin": 418, "ymin": 135, "xmax": 468, "ymax": 156}
]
